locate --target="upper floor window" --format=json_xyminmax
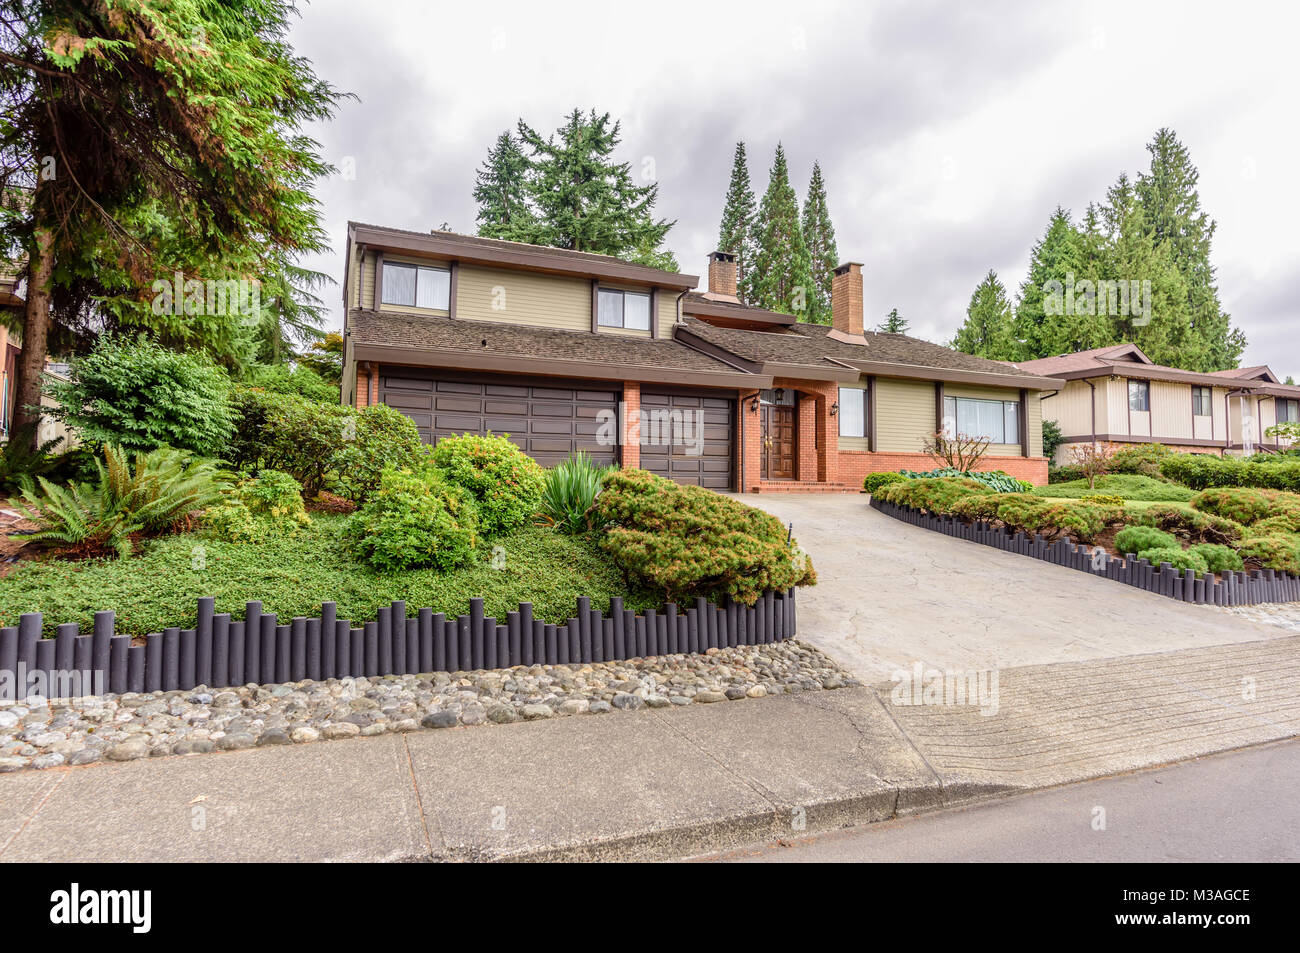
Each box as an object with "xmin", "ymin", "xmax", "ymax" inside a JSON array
[
  {"xmin": 943, "ymin": 396, "xmax": 1019, "ymax": 444},
  {"xmin": 597, "ymin": 288, "xmax": 651, "ymax": 330},
  {"xmin": 1128, "ymin": 379, "xmax": 1150, "ymax": 412},
  {"xmin": 1279, "ymin": 398, "xmax": 1300, "ymax": 423},
  {"xmin": 838, "ymin": 387, "xmax": 868, "ymax": 438},
  {"xmin": 1192, "ymin": 386, "xmax": 1213, "ymax": 417},
  {"xmin": 382, "ymin": 261, "xmax": 450, "ymax": 310}
]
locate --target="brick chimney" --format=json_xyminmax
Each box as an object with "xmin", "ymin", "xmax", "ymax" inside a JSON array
[
  {"xmin": 831, "ymin": 262, "xmax": 865, "ymax": 338},
  {"xmin": 705, "ymin": 250, "xmax": 739, "ymax": 301}
]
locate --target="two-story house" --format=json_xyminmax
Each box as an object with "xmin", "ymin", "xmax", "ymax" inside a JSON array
[
  {"xmin": 1012, "ymin": 343, "xmax": 1300, "ymax": 462},
  {"xmin": 340, "ymin": 223, "xmax": 1063, "ymax": 491}
]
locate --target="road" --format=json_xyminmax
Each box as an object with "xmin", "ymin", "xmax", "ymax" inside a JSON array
[{"xmin": 707, "ymin": 739, "xmax": 1300, "ymax": 862}]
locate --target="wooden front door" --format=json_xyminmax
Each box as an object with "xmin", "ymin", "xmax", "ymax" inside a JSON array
[{"xmin": 760, "ymin": 404, "xmax": 796, "ymax": 480}]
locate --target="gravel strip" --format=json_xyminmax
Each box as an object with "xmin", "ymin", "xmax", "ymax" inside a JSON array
[
  {"xmin": 0, "ymin": 641, "xmax": 856, "ymax": 773},
  {"xmin": 1212, "ymin": 602, "xmax": 1300, "ymax": 633}
]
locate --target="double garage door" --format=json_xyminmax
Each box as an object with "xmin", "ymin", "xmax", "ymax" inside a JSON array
[{"xmin": 377, "ymin": 367, "xmax": 734, "ymax": 488}]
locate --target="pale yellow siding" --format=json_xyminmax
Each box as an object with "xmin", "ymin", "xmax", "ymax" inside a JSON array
[
  {"xmin": 454, "ymin": 264, "xmax": 588, "ymax": 329},
  {"xmin": 875, "ymin": 377, "xmax": 937, "ymax": 453},
  {"xmin": 1040, "ymin": 379, "xmax": 1101, "ymax": 444},
  {"xmin": 1106, "ymin": 377, "xmax": 1128, "ymax": 434}
]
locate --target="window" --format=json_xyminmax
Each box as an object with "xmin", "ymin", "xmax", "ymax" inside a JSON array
[
  {"xmin": 838, "ymin": 387, "xmax": 867, "ymax": 438},
  {"xmin": 943, "ymin": 396, "xmax": 1020, "ymax": 444},
  {"xmin": 597, "ymin": 288, "xmax": 651, "ymax": 330},
  {"xmin": 1128, "ymin": 379, "xmax": 1150, "ymax": 412},
  {"xmin": 1192, "ymin": 386, "xmax": 1213, "ymax": 417},
  {"xmin": 1279, "ymin": 399, "xmax": 1300, "ymax": 423},
  {"xmin": 382, "ymin": 262, "xmax": 450, "ymax": 310}
]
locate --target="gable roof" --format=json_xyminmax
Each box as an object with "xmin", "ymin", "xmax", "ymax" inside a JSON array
[{"xmin": 1012, "ymin": 344, "xmax": 1299, "ymax": 394}]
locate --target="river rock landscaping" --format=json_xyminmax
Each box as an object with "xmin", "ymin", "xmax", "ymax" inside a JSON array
[{"xmin": 0, "ymin": 639, "xmax": 854, "ymax": 772}]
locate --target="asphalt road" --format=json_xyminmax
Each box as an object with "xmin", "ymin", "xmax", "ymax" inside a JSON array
[{"xmin": 708, "ymin": 739, "xmax": 1300, "ymax": 862}]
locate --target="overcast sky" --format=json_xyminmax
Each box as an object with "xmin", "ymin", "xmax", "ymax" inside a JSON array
[{"xmin": 289, "ymin": 0, "xmax": 1300, "ymax": 379}]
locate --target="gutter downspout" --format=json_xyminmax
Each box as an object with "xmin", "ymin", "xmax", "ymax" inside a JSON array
[{"xmin": 1086, "ymin": 379, "xmax": 1098, "ymax": 450}]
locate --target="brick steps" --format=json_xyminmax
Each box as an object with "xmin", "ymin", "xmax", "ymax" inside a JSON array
[{"xmin": 747, "ymin": 481, "xmax": 855, "ymax": 494}]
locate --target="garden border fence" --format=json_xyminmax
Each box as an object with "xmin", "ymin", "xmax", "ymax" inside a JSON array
[
  {"xmin": 870, "ymin": 497, "xmax": 1300, "ymax": 607},
  {"xmin": 0, "ymin": 588, "xmax": 797, "ymax": 700}
]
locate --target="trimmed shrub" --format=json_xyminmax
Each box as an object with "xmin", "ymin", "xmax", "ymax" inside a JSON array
[
  {"xmin": 430, "ymin": 434, "xmax": 546, "ymax": 538},
  {"xmin": 1190, "ymin": 543, "xmax": 1244, "ymax": 573},
  {"xmin": 538, "ymin": 451, "xmax": 613, "ymax": 534},
  {"xmin": 331, "ymin": 403, "xmax": 427, "ymax": 504},
  {"xmin": 863, "ymin": 471, "xmax": 908, "ymax": 495},
  {"xmin": 997, "ymin": 499, "xmax": 1120, "ymax": 543},
  {"xmin": 948, "ymin": 493, "xmax": 1011, "ymax": 521},
  {"xmin": 44, "ymin": 334, "xmax": 234, "ymax": 456},
  {"xmin": 226, "ymin": 387, "xmax": 352, "ymax": 495},
  {"xmin": 346, "ymin": 468, "xmax": 479, "ymax": 572},
  {"xmin": 593, "ymin": 468, "xmax": 816, "ymax": 605},
  {"xmin": 1161, "ymin": 453, "xmax": 1300, "ymax": 491},
  {"xmin": 875, "ymin": 477, "xmax": 992, "ymax": 514},
  {"xmin": 1080, "ymin": 493, "xmax": 1126, "ymax": 507},
  {"xmin": 1236, "ymin": 536, "xmax": 1300, "ymax": 575},
  {"xmin": 1137, "ymin": 546, "xmax": 1209, "ymax": 574},
  {"xmin": 1033, "ymin": 474, "xmax": 1195, "ymax": 502},
  {"xmin": 1109, "ymin": 443, "xmax": 1174, "ymax": 479},
  {"xmin": 1116, "ymin": 525, "xmax": 1179, "ymax": 555},
  {"xmin": 1190, "ymin": 487, "xmax": 1300, "ymax": 526},
  {"xmin": 1049, "ymin": 464, "xmax": 1084, "ymax": 484},
  {"xmin": 1135, "ymin": 505, "xmax": 1244, "ymax": 545}
]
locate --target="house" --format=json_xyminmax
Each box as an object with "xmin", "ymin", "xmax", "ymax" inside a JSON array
[
  {"xmin": 340, "ymin": 223, "xmax": 1063, "ymax": 490},
  {"xmin": 1011, "ymin": 343, "xmax": 1300, "ymax": 463},
  {"xmin": 0, "ymin": 271, "xmax": 77, "ymax": 449}
]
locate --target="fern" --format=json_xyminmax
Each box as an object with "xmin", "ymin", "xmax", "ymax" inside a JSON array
[{"xmin": 0, "ymin": 423, "xmax": 64, "ymax": 495}]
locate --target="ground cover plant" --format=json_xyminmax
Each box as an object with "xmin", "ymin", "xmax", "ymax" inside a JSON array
[{"xmin": 1033, "ymin": 474, "xmax": 1195, "ymax": 502}]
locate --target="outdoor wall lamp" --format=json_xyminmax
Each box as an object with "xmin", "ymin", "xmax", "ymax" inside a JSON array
[
  {"xmin": 749, "ymin": 395, "xmax": 760, "ymax": 413},
  {"xmin": 774, "ymin": 388, "xmax": 785, "ymax": 402},
  {"xmin": 830, "ymin": 401, "xmax": 839, "ymax": 417}
]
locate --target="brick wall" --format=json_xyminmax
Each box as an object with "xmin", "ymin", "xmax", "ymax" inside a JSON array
[
  {"xmin": 621, "ymin": 381, "xmax": 640, "ymax": 469},
  {"xmin": 838, "ymin": 449, "xmax": 1050, "ymax": 487},
  {"xmin": 355, "ymin": 363, "xmax": 371, "ymax": 409}
]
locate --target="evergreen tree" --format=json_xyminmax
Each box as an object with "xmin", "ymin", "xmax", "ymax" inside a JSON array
[
  {"xmin": 250, "ymin": 256, "xmax": 332, "ymax": 366},
  {"xmin": 1011, "ymin": 208, "xmax": 1087, "ymax": 356},
  {"xmin": 877, "ymin": 308, "xmax": 909, "ymax": 334},
  {"xmin": 717, "ymin": 142, "xmax": 758, "ymax": 299},
  {"xmin": 952, "ymin": 272, "xmax": 1017, "ymax": 359},
  {"xmin": 800, "ymin": 161, "xmax": 838, "ymax": 324},
  {"xmin": 515, "ymin": 108, "xmax": 675, "ymax": 264},
  {"xmin": 473, "ymin": 131, "xmax": 535, "ymax": 242},
  {"xmin": 748, "ymin": 143, "xmax": 813, "ymax": 317}
]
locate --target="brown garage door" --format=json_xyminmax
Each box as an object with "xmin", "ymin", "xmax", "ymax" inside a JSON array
[
  {"xmin": 378, "ymin": 367, "xmax": 620, "ymax": 467},
  {"xmin": 638, "ymin": 388, "xmax": 735, "ymax": 490}
]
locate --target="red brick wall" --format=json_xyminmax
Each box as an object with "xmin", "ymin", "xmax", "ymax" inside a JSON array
[
  {"xmin": 355, "ymin": 363, "xmax": 371, "ymax": 409},
  {"xmin": 738, "ymin": 390, "xmax": 762, "ymax": 489},
  {"xmin": 838, "ymin": 450, "xmax": 1050, "ymax": 487},
  {"xmin": 621, "ymin": 382, "xmax": 640, "ymax": 469}
]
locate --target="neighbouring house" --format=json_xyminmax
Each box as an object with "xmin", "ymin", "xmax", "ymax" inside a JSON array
[
  {"xmin": 0, "ymin": 270, "xmax": 77, "ymax": 449},
  {"xmin": 340, "ymin": 223, "xmax": 1063, "ymax": 490},
  {"xmin": 1011, "ymin": 343, "xmax": 1300, "ymax": 463}
]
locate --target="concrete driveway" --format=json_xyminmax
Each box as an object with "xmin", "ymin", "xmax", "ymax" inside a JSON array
[{"xmin": 746, "ymin": 493, "xmax": 1293, "ymax": 680}]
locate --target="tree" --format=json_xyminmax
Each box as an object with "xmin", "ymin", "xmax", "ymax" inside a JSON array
[
  {"xmin": 515, "ymin": 108, "xmax": 676, "ymax": 266},
  {"xmin": 0, "ymin": 0, "xmax": 341, "ymax": 448},
  {"xmin": 249, "ymin": 257, "xmax": 333, "ymax": 366},
  {"xmin": 473, "ymin": 130, "xmax": 535, "ymax": 242},
  {"xmin": 716, "ymin": 142, "xmax": 757, "ymax": 299},
  {"xmin": 952, "ymin": 271, "xmax": 1017, "ymax": 359},
  {"xmin": 1012, "ymin": 208, "xmax": 1087, "ymax": 357},
  {"xmin": 748, "ymin": 143, "xmax": 812, "ymax": 317},
  {"xmin": 877, "ymin": 308, "xmax": 909, "ymax": 334},
  {"xmin": 298, "ymin": 332, "xmax": 344, "ymax": 385},
  {"xmin": 800, "ymin": 161, "xmax": 838, "ymax": 324}
]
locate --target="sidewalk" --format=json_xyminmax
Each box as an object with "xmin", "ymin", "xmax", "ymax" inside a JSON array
[{"xmin": 3, "ymin": 634, "xmax": 1298, "ymax": 862}]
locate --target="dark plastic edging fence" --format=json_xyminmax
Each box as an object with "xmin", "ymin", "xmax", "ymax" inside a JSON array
[
  {"xmin": 0, "ymin": 589, "xmax": 797, "ymax": 699},
  {"xmin": 870, "ymin": 497, "xmax": 1300, "ymax": 608}
]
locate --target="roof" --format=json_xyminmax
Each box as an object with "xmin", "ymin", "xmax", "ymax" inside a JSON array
[
  {"xmin": 681, "ymin": 292, "xmax": 795, "ymax": 328},
  {"xmin": 1012, "ymin": 344, "xmax": 1298, "ymax": 393},
  {"xmin": 347, "ymin": 309, "xmax": 768, "ymax": 389},
  {"xmin": 1007, "ymin": 344, "xmax": 1154, "ymax": 376}
]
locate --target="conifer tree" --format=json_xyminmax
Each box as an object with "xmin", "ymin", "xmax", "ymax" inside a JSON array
[
  {"xmin": 952, "ymin": 272, "xmax": 1017, "ymax": 359},
  {"xmin": 800, "ymin": 161, "xmax": 838, "ymax": 324},
  {"xmin": 473, "ymin": 131, "xmax": 535, "ymax": 242},
  {"xmin": 717, "ymin": 142, "xmax": 758, "ymax": 299},
  {"xmin": 748, "ymin": 143, "xmax": 813, "ymax": 317},
  {"xmin": 877, "ymin": 308, "xmax": 909, "ymax": 334}
]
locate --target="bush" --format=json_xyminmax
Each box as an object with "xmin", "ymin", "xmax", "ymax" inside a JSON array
[
  {"xmin": 225, "ymin": 387, "xmax": 352, "ymax": 495},
  {"xmin": 875, "ymin": 477, "xmax": 992, "ymax": 514},
  {"xmin": 430, "ymin": 433, "xmax": 545, "ymax": 538},
  {"xmin": 1080, "ymin": 494, "xmax": 1126, "ymax": 506},
  {"xmin": 1190, "ymin": 487, "xmax": 1299, "ymax": 526},
  {"xmin": 1161, "ymin": 453, "xmax": 1300, "ymax": 491},
  {"xmin": 538, "ymin": 451, "xmax": 613, "ymax": 534},
  {"xmin": 1116, "ymin": 525, "xmax": 1179, "ymax": 555},
  {"xmin": 202, "ymin": 470, "xmax": 311, "ymax": 544},
  {"xmin": 1033, "ymin": 474, "xmax": 1195, "ymax": 502},
  {"xmin": 863, "ymin": 471, "xmax": 907, "ymax": 495},
  {"xmin": 44, "ymin": 334, "xmax": 234, "ymax": 456},
  {"xmin": 901, "ymin": 468, "xmax": 1030, "ymax": 493},
  {"xmin": 1135, "ymin": 505, "xmax": 1245, "ymax": 545},
  {"xmin": 346, "ymin": 468, "xmax": 479, "ymax": 572},
  {"xmin": 331, "ymin": 403, "xmax": 426, "ymax": 504},
  {"xmin": 1236, "ymin": 536, "xmax": 1300, "ymax": 575},
  {"xmin": 948, "ymin": 493, "xmax": 1011, "ymax": 521},
  {"xmin": 1049, "ymin": 464, "xmax": 1084, "ymax": 484},
  {"xmin": 1137, "ymin": 546, "xmax": 1209, "ymax": 574},
  {"xmin": 245, "ymin": 363, "xmax": 338, "ymax": 404},
  {"xmin": 1190, "ymin": 543, "xmax": 1244, "ymax": 573},
  {"xmin": 0, "ymin": 422, "xmax": 64, "ymax": 496},
  {"xmin": 996, "ymin": 498, "xmax": 1121, "ymax": 543},
  {"xmin": 1109, "ymin": 443, "xmax": 1174, "ymax": 479},
  {"xmin": 593, "ymin": 469, "xmax": 815, "ymax": 605},
  {"xmin": 1042, "ymin": 419, "xmax": 1065, "ymax": 463}
]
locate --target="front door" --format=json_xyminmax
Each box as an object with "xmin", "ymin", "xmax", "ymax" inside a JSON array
[{"xmin": 760, "ymin": 403, "xmax": 797, "ymax": 480}]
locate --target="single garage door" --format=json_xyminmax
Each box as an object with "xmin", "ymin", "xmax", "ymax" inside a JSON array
[
  {"xmin": 638, "ymin": 389, "xmax": 735, "ymax": 489},
  {"xmin": 378, "ymin": 367, "xmax": 620, "ymax": 467}
]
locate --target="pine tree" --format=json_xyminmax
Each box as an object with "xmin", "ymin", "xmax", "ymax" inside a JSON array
[
  {"xmin": 1012, "ymin": 208, "xmax": 1087, "ymax": 356},
  {"xmin": 717, "ymin": 142, "xmax": 758, "ymax": 299},
  {"xmin": 800, "ymin": 161, "xmax": 838, "ymax": 324},
  {"xmin": 748, "ymin": 143, "xmax": 813, "ymax": 317},
  {"xmin": 952, "ymin": 272, "xmax": 1017, "ymax": 359},
  {"xmin": 877, "ymin": 308, "xmax": 909, "ymax": 334},
  {"xmin": 515, "ymin": 108, "xmax": 675, "ymax": 263},
  {"xmin": 473, "ymin": 131, "xmax": 535, "ymax": 242}
]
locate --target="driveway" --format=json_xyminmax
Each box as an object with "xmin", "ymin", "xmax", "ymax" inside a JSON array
[{"xmin": 745, "ymin": 493, "xmax": 1293, "ymax": 680}]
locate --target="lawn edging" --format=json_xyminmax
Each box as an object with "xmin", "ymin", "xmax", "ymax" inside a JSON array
[
  {"xmin": 1, "ymin": 589, "xmax": 798, "ymax": 699},
  {"xmin": 870, "ymin": 496, "xmax": 1300, "ymax": 607}
]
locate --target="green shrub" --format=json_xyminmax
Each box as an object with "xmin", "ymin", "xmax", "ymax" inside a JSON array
[
  {"xmin": 1116, "ymin": 525, "xmax": 1179, "ymax": 555},
  {"xmin": 1236, "ymin": 536, "xmax": 1300, "ymax": 575},
  {"xmin": 245, "ymin": 363, "xmax": 338, "ymax": 404},
  {"xmin": 331, "ymin": 403, "xmax": 427, "ymax": 504},
  {"xmin": 0, "ymin": 423, "xmax": 65, "ymax": 496},
  {"xmin": 225, "ymin": 387, "xmax": 353, "ymax": 495},
  {"xmin": 538, "ymin": 451, "xmax": 613, "ymax": 534},
  {"xmin": 12, "ymin": 445, "xmax": 225, "ymax": 558},
  {"xmin": 44, "ymin": 334, "xmax": 234, "ymax": 456},
  {"xmin": 239, "ymin": 469, "xmax": 307, "ymax": 520},
  {"xmin": 948, "ymin": 493, "xmax": 1010, "ymax": 521},
  {"xmin": 201, "ymin": 470, "xmax": 311, "ymax": 544},
  {"xmin": 1049, "ymin": 464, "xmax": 1084, "ymax": 484},
  {"xmin": 1190, "ymin": 487, "xmax": 1294, "ymax": 525},
  {"xmin": 1161, "ymin": 453, "xmax": 1300, "ymax": 491},
  {"xmin": 1135, "ymin": 505, "xmax": 1244, "ymax": 545},
  {"xmin": 901, "ymin": 468, "xmax": 1028, "ymax": 493},
  {"xmin": 1042, "ymin": 419, "xmax": 1065, "ymax": 464},
  {"xmin": 875, "ymin": 477, "xmax": 992, "ymax": 514},
  {"xmin": 430, "ymin": 433, "xmax": 545, "ymax": 538},
  {"xmin": 1109, "ymin": 443, "xmax": 1174, "ymax": 479},
  {"xmin": 1033, "ymin": 474, "xmax": 1195, "ymax": 502},
  {"xmin": 346, "ymin": 468, "xmax": 479, "ymax": 572},
  {"xmin": 200, "ymin": 499, "xmax": 266, "ymax": 544},
  {"xmin": 863, "ymin": 471, "xmax": 908, "ymax": 494},
  {"xmin": 1080, "ymin": 493, "xmax": 1126, "ymax": 506},
  {"xmin": 1190, "ymin": 543, "xmax": 1244, "ymax": 573},
  {"xmin": 1137, "ymin": 546, "xmax": 1208, "ymax": 574},
  {"xmin": 997, "ymin": 498, "xmax": 1120, "ymax": 543},
  {"xmin": 593, "ymin": 468, "xmax": 815, "ymax": 605}
]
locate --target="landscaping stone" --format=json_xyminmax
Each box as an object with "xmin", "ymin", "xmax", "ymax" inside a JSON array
[{"xmin": 693, "ymin": 691, "xmax": 728, "ymax": 704}]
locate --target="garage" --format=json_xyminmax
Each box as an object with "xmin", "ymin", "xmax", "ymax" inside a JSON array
[
  {"xmin": 638, "ymin": 388, "xmax": 736, "ymax": 489},
  {"xmin": 377, "ymin": 367, "xmax": 620, "ymax": 467}
]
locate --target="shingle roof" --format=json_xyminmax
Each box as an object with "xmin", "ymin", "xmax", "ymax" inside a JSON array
[{"xmin": 1008, "ymin": 344, "xmax": 1150, "ymax": 376}]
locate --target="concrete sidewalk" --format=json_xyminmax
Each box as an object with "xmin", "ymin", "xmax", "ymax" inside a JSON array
[{"xmin": 3, "ymin": 634, "xmax": 1298, "ymax": 862}]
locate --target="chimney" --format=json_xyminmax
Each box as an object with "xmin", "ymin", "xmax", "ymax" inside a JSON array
[
  {"xmin": 706, "ymin": 250, "xmax": 739, "ymax": 301},
  {"xmin": 831, "ymin": 262, "xmax": 864, "ymax": 338}
]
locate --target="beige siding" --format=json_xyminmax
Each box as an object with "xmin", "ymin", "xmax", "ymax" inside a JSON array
[
  {"xmin": 454, "ymin": 264, "xmax": 589, "ymax": 329},
  {"xmin": 658, "ymin": 290, "xmax": 678, "ymax": 338},
  {"xmin": 875, "ymin": 377, "xmax": 937, "ymax": 453},
  {"xmin": 1041, "ymin": 379, "xmax": 1103, "ymax": 444},
  {"xmin": 1106, "ymin": 377, "xmax": 1128, "ymax": 434},
  {"xmin": 1027, "ymin": 392, "xmax": 1043, "ymax": 457}
]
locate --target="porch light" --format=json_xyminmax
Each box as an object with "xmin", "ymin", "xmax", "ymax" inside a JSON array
[
  {"xmin": 830, "ymin": 401, "xmax": 839, "ymax": 417},
  {"xmin": 774, "ymin": 388, "xmax": 785, "ymax": 402},
  {"xmin": 749, "ymin": 395, "xmax": 760, "ymax": 413}
]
